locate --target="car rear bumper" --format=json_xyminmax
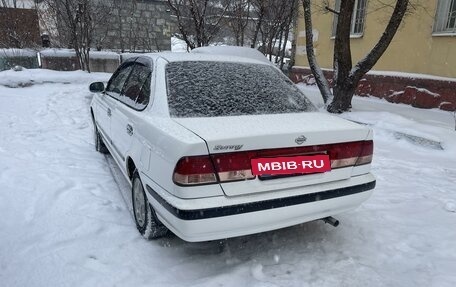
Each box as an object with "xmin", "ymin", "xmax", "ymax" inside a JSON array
[{"xmin": 143, "ymin": 173, "xmax": 375, "ymax": 242}]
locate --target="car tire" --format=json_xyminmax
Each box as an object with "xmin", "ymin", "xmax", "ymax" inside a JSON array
[
  {"xmin": 93, "ymin": 122, "xmax": 109, "ymax": 154},
  {"xmin": 132, "ymin": 171, "xmax": 168, "ymax": 240}
]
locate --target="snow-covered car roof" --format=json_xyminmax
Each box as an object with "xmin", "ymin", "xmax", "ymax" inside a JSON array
[
  {"xmin": 191, "ymin": 46, "xmax": 272, "ymax": 65},
  {"xmin": 124, "ymin": 51, "xmax": 272, "ymax": 66}
]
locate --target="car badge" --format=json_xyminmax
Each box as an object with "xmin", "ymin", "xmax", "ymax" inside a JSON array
[
  {"xmin": 295, "ymin": 135, "xmax": 307, "ymax": 145},
  {"xmin": 214, "ymin": 144, "xmax": 243, "ymax": 151}
]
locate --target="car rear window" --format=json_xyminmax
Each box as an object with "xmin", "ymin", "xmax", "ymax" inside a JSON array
[{"xmin": 166, "ymin": 61, "xmax": 316, "ymax": 118}]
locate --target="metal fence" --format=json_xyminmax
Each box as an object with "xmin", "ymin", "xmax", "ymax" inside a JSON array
[{"xmin": 0, "ymin": 49, "xmax": 121, "ymax": 73}]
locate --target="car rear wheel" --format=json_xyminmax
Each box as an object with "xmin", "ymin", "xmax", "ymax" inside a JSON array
[
  {"xmin": 93, "ymin": 122, "xmax": 109, "ymax": 154},
  {"xmin": 132, "ymin": 171, "xmax": 168, "ymax": 240}
]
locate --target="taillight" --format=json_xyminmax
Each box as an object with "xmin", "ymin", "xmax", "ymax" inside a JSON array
[
  {"xmin": 173, "ymin": 156, "xmax": 217, "ymax": 185},
  {"xmin": 330, "ymin": 140, "xmax": 373, "ymax": 168},
  {"xmin": 173, "ymin": 153, "xmax": 255, "ymax": 186},
  {"xmin": 355, "ymin": 140, "xmax": 373, "ymax": 166},
  {"xmin": 211, "ymin": 152, "xmax": 255, "ymax": 182},
  {"xmin": 173, "ymin": 140, "xmax": 373, "ymax": 186}
]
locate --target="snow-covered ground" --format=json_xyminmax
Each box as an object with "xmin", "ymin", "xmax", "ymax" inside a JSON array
[{"xmin": 0, "ymin": 70, "xmax": 455, "ymax": 287}]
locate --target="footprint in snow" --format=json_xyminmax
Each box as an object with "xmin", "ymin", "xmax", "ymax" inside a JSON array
[
  {"xmin": 444, "ymin": 201, "xmax": 456, "ymax": 213},
  {"xmin": 77, "ymin": 122, "xmax": 89, "ymax": 130},
  {"xmin": 251, "ymin": 263, "xmax": 266, "ymax": 281}
]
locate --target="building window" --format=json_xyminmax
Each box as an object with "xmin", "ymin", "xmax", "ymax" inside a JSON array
[
  {"xmin": 434, "ymin": 0, "xmax": 456, "ymax": 34},
  {"xmin": 332, "ymin": 0, "xmax": 368, "ymax": 37}
]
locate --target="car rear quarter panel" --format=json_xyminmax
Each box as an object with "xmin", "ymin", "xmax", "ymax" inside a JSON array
[{"xmin": 135, "ymin": 116, "xmax": 224, "ymax": 198}]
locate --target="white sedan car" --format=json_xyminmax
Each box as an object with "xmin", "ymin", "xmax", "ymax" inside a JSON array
[{"xmin": 89, "ymin": 51, "xmax": 375, "ymax": 242}]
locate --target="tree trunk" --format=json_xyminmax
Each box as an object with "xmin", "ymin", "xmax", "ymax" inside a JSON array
[
  {"xmin": 289, "ymin": 0, "xmax": 299, "ymax": 70},
  {"xmin": 329, "ymin": 82, "xmax": 356, "ymax": 112},
  {"xmin": 302, "ymin": 0, "xmax": 332, "ymax": 103},
  {"xmin": 279, "ymin": 23, "xmax": 289, "ymax": 70},
  {"xmin": 84, "ymin": 49, "xmax": 91, "ymax": 73},
  {"xmin": 327, "ymin": 0, "xmax": 355, "ymax": 113},
  {"xmin": 328, "ymin": 0, "xmax": 409, "ymax": 113},
  {"xmin": 251, "ymin": 5, "xmax": 264, "ymax": 48}
]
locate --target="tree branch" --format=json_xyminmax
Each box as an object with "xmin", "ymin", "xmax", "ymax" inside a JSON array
[
  {"xmin": 324, "ymin": 5, "xmax": 339, "ymax": 15},
  {"xmin": 350, "ymin": 0, "xmax": 409, "ymax": 82}
]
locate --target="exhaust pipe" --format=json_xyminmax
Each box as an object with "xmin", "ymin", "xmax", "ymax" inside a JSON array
[{"xmin": 322, "ymin": 216, "xmax": 339, "ymax": 227}]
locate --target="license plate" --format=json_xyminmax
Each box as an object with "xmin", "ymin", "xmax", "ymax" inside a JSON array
[{"xmin": 251, "ymin": 155, "xmax": 331, "ymax": 176}]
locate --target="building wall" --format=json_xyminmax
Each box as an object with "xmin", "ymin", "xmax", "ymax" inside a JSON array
[
  {"xmin": 95, "ymin": 0, "xmax": 175, "ymax": 52},
  {"xmin": 295, "ymin": 0, "xmax": 456, "ymax": 78},
  {"xmin": 0, "ymin": 7, "xmax": 41, "ymax": 48},
  {"xmin": 290, "ymin": 66, "xmax": 456, "ymax": 111}
]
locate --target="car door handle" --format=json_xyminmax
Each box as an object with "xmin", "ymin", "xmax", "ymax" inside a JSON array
[
  {"xmin": 126, "ymin": 124, "xmax": 133, "ymax": 136},
  {"xmin": 107, "ymin": 108, "xmax": 111, "ymax": 117}
]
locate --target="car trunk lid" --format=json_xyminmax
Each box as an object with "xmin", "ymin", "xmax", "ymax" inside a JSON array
[{"xmin": 173, "ymin": 113, "xmax": 372, "ymax": 196}]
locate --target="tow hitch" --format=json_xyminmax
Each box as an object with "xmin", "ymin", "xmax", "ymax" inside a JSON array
[{"xmin": 322, "ymin": 216, "xmax": 339, "ymax": 227}]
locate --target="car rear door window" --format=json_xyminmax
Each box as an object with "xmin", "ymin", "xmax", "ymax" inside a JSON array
[
  {"xmin": 135, "ymin": 74, "xmax": 151, "ymax": 110},
  {"xmin": 120, "ymin": 63, "xmax": 152, "ymax": 110},
  {"xmin": 166, "ymin": 61, "xmax": 316, "ymax": 118}
]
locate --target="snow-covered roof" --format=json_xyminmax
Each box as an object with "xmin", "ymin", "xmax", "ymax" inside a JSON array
[
  {"xmin": 39, "ymin": 48, "xmax": 76, "ymax": 57},
  {"xmin": 89, "ymin": 51, "xmax": 119, "ymax": 60},
  {"xmin": 0, "ymin": 48, "xmax": 37, "ymax": 57}
]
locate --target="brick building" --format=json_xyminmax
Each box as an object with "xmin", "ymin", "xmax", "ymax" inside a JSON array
[{"xmin": 0, "ymin": 7, "xmax": 41, "ymax": 48}]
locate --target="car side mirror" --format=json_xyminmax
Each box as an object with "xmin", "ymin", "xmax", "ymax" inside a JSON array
[{"xmin": 89, "ymin": 82, "xmax": 105, "ymax": 93}]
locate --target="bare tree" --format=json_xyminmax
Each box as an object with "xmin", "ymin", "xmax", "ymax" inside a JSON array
[
  {"xmin": 226, "ymin": 0, "xmax": 251, "ymax": 46},
  {"xmin": 248, "ymin": 0, "xmax": 297, "ymax": 69},
  {"xmin": 275, "ymin": 0, "xmax": 297, "ymax": 70},
  {"xmin": 250, "ymin": 0, "xmax": 265, "ymax": 48},
  {"xmin": 302, "ymin": 0, "xmax": 410, "ymax": 113},
  {"xmin": 43, "ymin": 0, "xmax": 111, "ymax": 72},
  {"xmin": 167, "ymin": 0, "xmax": 229, "ymax": 49},
  {"xmin": 167, "ymin": 0, "xmax": 296, "ymax": 70}
]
